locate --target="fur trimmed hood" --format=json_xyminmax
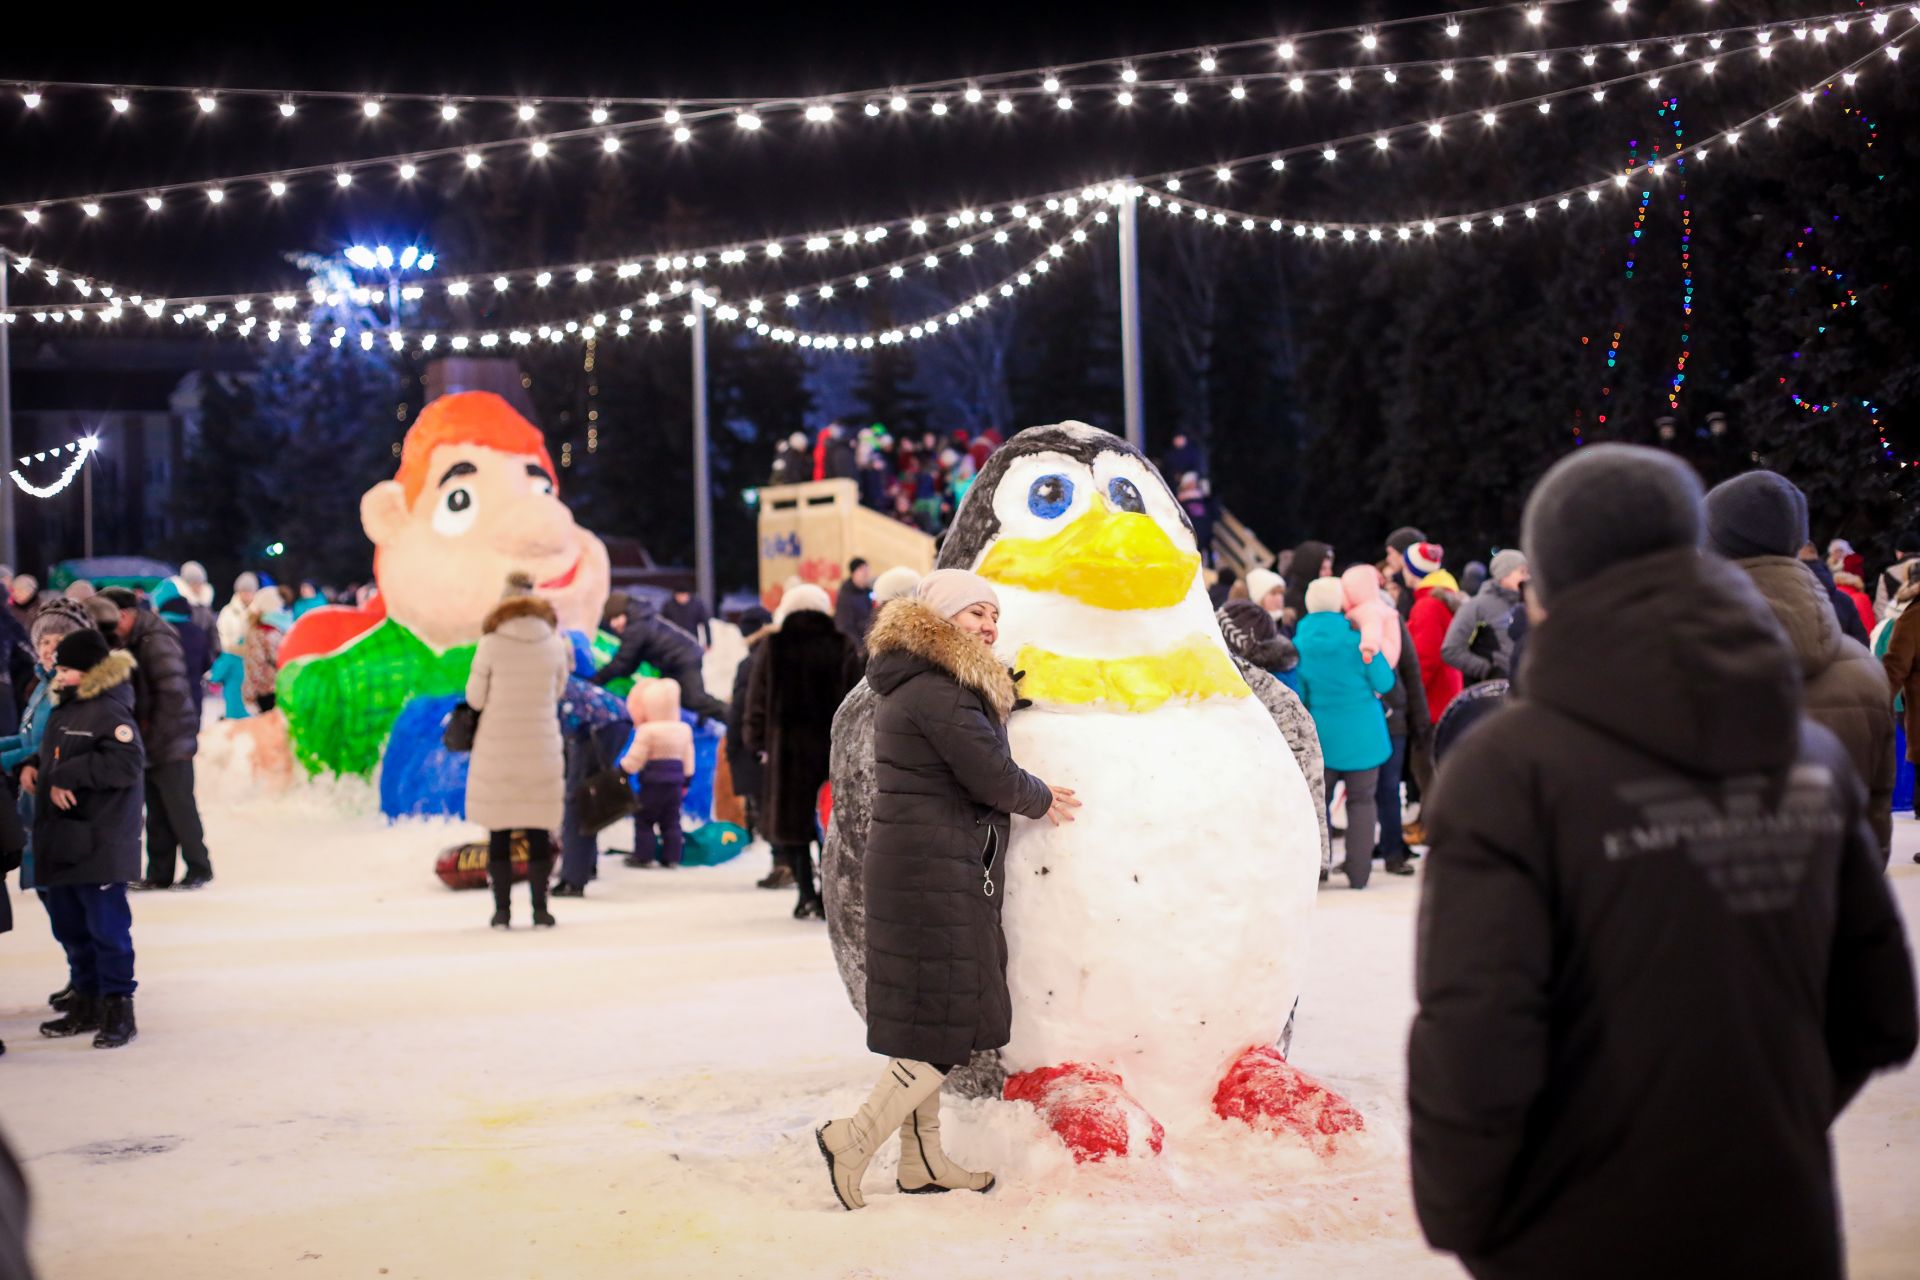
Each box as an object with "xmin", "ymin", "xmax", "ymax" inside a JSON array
[
  {"xmin": 866, "ymin": 598, "xmax": 1016, "ymax": 720},
  {"xmin": 482, "ymin": 595, "xmax": 558, "ymax": 635},
  {"xmin": 63, "ymin": 649, "xmax": 137, "ymax": 703}
]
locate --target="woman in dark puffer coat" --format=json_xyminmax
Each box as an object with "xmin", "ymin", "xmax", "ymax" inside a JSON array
[{"xmin": 815, "ymin": 570, "xmax": 1078, "ymax": 1212}]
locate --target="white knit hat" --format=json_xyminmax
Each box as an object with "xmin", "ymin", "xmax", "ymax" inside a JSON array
[
  {"xmin": 1244, "ymin": 568, "xmax": 1284, "ymax": 606},
  {"xmin": 872, "ymin": 565, "xmax": 922, "ymax": 604},
  {"xmin": 773, "ymin": 583, "xmax": 833, "ymax": 628},
  {"xmin": 1305, "ymin": 578, "xmax": 1346, "ymax": 614}
]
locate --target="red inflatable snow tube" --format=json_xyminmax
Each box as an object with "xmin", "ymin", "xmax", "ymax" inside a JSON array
[
  {"xmin": 1212, "ymin": 1045, "xmax": 1366, "ymax": 1155},
  {"xmin": 1004, "ymin": 1063, "xmax": 1165, "ymax": 1163}
]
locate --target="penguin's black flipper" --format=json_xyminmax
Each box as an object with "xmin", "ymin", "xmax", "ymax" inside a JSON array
[{"xmin": 1233, "ymin": 659, "xmax": 1330, "ymax": 871}]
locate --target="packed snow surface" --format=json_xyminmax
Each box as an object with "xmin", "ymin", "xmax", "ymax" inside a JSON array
[{"xmin": 2, "ymin": 774, "xmax": 1916, "ymax": 1279}]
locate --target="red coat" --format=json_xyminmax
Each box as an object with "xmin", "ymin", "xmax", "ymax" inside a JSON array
[
  {"xmin": 1409, "ymin": 586, "xmax": 1464, "ymax": 724},
  {"xmin": 1837, "ymin": 581, "xmax": 1875, "ymax": 637}
]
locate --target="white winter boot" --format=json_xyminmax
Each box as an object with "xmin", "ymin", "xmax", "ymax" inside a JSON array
[
  {"xmin": 816, "ymin": 1059, "xmax": 946, "ymax": 1210},
  {"xmin": 896, "ymin": 1090, "xmax": 995, "ymax": 1194}
]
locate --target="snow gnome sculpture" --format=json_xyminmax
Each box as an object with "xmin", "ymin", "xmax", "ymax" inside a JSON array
[{"xmin": 825, "ymin": 421, "xmax": 1359, "ymax": 1162}]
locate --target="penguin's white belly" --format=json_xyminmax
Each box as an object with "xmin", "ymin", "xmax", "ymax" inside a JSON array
[{"xmin": 1000, "ymin": 697, "xmax": 1320, "ymax": 1123}]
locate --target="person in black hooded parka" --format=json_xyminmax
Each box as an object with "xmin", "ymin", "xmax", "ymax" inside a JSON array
[
  {"xmin": 743, "ymin": 586, "xmax": 863, "ymax": 919},
  {"xmin": 814, "ymin": 569, "xmax": 1074, "ymax": 1213},
  {"xmin": 1410, "ymin": 445, "xmax": 1917, "ymax": 1280}
]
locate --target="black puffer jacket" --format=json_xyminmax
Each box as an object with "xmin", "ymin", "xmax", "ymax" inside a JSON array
[
  {"xmin": 1411, "ymin": 549, "xmax": 1917, "ymax": 1280},
  {"xmin": 121, "ymin": 607, "xmax": 199, "ymax": 763},
  {"xmin": 33, "ymin": 650, "xmax": 146, "ymax": 887},
  {"xmin": 725, "ymin": 637, "xmax": 767, "ymax": 806},
  {"xmin": 742, "ymin": 609, "xmax": 863, "ymax": 845},
  {"xmin": 592, "ymin": 599, "xmax": 705, "ymax": 687},
  {"xmin": 861, "ymin": 600, "xmax": 1054, "ymax": 1067}
]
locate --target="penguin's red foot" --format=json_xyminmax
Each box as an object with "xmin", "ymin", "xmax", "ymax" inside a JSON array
[
  {"xmin": 1004, "ymin": 1063, "xmax": 1165, "ymax": 1163},
  {"xmin": 1212, "ymin": 1045, "xmax": 1365, "ymax": 1155}
]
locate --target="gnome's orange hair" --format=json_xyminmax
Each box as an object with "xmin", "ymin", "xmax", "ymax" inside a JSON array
[{"xmin": 394, "ymin": 391, "xmax": 557, "ymax": 504}]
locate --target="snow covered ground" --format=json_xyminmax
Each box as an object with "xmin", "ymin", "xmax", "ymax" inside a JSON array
[{"xmin": 2, "ymin": 779, "xmax": 1917, "ymax": 1280}]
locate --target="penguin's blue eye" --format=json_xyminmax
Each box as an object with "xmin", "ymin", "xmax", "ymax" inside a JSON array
[
  {"xmin": 1027, "ymin": 474, "xmax": 1074, "ymax": 519},
  {"xmin": 1107, "ymin": 478, "xmax": 1146, "ymax": 514}
]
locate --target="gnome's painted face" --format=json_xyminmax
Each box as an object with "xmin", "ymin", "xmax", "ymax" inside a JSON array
[{"xmin": 362, "ymin": 442, "xmax": 610, "ymax": 650}]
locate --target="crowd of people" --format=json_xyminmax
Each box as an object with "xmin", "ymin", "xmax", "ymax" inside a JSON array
[{"xmin": 767, "ymin": 421, "xmax": 1009, "ymax": 535}]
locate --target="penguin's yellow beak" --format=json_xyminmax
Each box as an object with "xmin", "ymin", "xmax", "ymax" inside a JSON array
[{"xmin": 978, "ymin": 499, "xmax": 1200, "ymax": 611}]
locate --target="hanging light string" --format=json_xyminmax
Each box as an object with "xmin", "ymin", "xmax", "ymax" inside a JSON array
[
  {"xmin": 8, "ymin": 434, "xmax": 99, "ymax": 499},
  {"xmin": 5, "ymin": 198, "xmax": 1082, "ymax": 321},
  {"xmin": 5, "ymin": 42, "xmax": 1899, "ymax": 342},
  {"xmin": 0, "ymin": 0, "xmax": 1632, "ymax": 118},
  {"xmin": 1120, "ymin": 40, "xmax": 1905, "ymax": 239},
  {"xmin": 3, "ymin": 4, "xmax": 1907, "ymax": 230},
  {"xmin": 6, "ymin": 23, "xmax": 1888, "ymax": 309}
]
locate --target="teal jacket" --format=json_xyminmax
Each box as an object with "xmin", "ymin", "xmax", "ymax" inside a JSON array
[
  {"xmin": 0, "ymin": 668, "xmax": 54, "ymax": 773},
  {"xmin": 1295, "ymin": 612, "xmax": 1396, "ymax": 772}
]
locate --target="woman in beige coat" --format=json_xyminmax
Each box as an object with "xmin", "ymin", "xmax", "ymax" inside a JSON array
[{"xmin": 465, "ymin": 573, "xmax": 571, "ymax": 929}]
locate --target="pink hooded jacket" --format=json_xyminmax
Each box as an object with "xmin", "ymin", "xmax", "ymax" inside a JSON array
[
  {"xmin": 1340, "ymin": 565, "xmax": 1402, "ymax": 668},
  {"xmin": 622, "ymin": 677, "xmax": 696, "ymax": 777}
]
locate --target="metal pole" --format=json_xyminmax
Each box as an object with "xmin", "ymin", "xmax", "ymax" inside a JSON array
[
  {"xmin": 690, "ymin": 283, "xmax": 715, "ymax": 605},
  {"xmin": 83, "ymin": 452, "xmax": 93, "ymax": 559},
  {"xmin": 0, "ymin": 265, "xmax": 15, "ymax": 569},
  {"xmin": 1116, "ymin": 179, "xmax": 1146, "ymax": 453}
]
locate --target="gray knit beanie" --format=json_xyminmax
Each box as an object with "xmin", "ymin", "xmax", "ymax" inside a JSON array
[
  {"xmin": 1702, "ymin": 471, "xmax": 1809, "ymax": 560},
  {"xmin": 1521, "ymin": 444, "xmax": 1704, "ymax": 607}
]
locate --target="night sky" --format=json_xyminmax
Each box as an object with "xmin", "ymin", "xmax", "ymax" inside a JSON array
[{"xmin": 0, "ymin": 0, "xmax": 1691, "ymax": 306}]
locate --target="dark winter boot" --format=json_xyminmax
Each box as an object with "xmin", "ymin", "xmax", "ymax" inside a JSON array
[
  {"xmin": 48, "ymin": 984, "xmax": 77, "ymax": 1011},
  {"xmin": 529, "ymin": 860, "xmax": 556, "ymax": 928},
  {"xmin": 489, "ymin": 859, "xmax": 513, "ymax": 929},
  {"xmin": 92, "ymin": 995, "xmax": 137, "ymax": 1049},
  {"xmin": 40, "ymin": 993, "xmax": 103, "ymax": 1038},
  {"xmin": 757, "ymin": 863, "xmax": 795, "ymax": 890}
]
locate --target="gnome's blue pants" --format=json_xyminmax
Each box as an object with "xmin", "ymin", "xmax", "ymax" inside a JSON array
[{"xmin": 209, "ymin": 653, "xmax": 249, "ymax": 719}]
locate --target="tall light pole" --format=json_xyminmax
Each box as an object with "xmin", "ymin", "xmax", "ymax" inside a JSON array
[
  {"xmin": 1117, "ymin": 180, "xmax": 1146, "ymax": 453},
  {"xmin": 690, "ymin": 284, "xmax": 715, "ymax": 606},
  {"xmin": 0, "ymin": 264, "xmax": 14, "ymax": 569}
]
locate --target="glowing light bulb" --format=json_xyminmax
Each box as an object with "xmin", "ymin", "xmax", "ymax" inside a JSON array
[
  {"xmin": 282, "ymin": 100, "xmax": 298, "ymax": 117},
  {"xmin": 964, "ymin": 86, "xmax": 982, "ymax": 103},
  {"xmin": 1440, "ymin": 66, "xmax": 1455, "ymax": 81},
  {"xmin": 531, "ymin": 138, "xmax": 549, "ymax": 157},
  {"xmin": 931, "ymin": 100, "xmax": 948, "ymax": 115},
  {"xmin": 1277, "ymin": 41, "xmax": 1295, "ymax": 59},
  {"xmin": 1361, "ymin": 32, "xmax": 1378, "ymax": 49},
  {"xmin": 1042, "ymin": 76, "xmax": 1060, "ymax": 93},
  {"xmin": 996, "ymin": 98, "xmax": 1014, "ymax": 114},
  {"xmin": 1172, "ymin": 87, "xmax": 1189, "ymax": 104},
  {"xmin": 1427, "ymin": 121, "xmax": 1443, "ymax": 137},
  {"xmin": 1322, "ymin": 147, "xmax": 1337, "ymax": 162},
  {"xmin": 111, "ymin": 95, "xmax": 129, "ymax": 113},
  {"xmin": 1117, "ymin": 91, "xmax": 1133, "ymax": 106},
  {"xmin": 1482, "ymin": 109, "xmax": 1497, "ymax": 126},
  {"xmin": 673, "ymin": 125, "xmax": 692, "ymax": 142},
  {"xmin": 145, "ymin": 194, "xmax": 162, "ymax": 210},
  {"xmin": 1230, "ymin": 83, "xmax": 1246, "ymax": 99},
  {"xmin": 591, "ymin": 105, "xmax": 610, "ymax": 124},
  {"xmin": 494, "ymin": 276, "xmax": 509, "ymax": 291},
  {"xmin": 398, "ymin": 162, "xmax": 417, "ymax": 180},
  {"xmin": 663, "ymin": 108, "xmax": 681, "ymax": 124},
  {"xmin": 81, "ymin": 202, "xmax": 100, "ymax": 218},
  {"xmin": 1444, "ymin": 22, "xmax": 1461, "ymax": 37},
  {"xmin": 1056, "ymin": 95, "xmax": 1073, "ymax": 110},
  {"xmin": 268, "ymin": 180, "xmax": 287, "ymax": 196},
  {"xmin": 363, "ymin": 99, "xmax": 381, "ymax": 118},
  {"xmin": 889, "ymin": 95, "xmax": 908, "ymax": 111},
  {"xmin": 1526, "ymin": 6, "xmax": 1544, "ymax": 25},
  {"xmin": 1121, "ymin": 67, "xmax": 1138, "ymax": 83},
  {"xmin": 1374, "ymin": 135, "xmax": 1389, "ymax": 149},
  {"xmin": 206, "ymin": 187, "xmax": 224, "ymax": 204},
  {"xmin": 197, "ymin": 94, "xmax": 216, "ymax": 113},
  {"xmin": 1269, "ymin": 157, "xmax": 1285, "ymax": 171},
  {"xmin": 1288, "ymin": 76, "xmax": 1305, "ymax": 91},
  {"xmin": 1583, "ymin": 51, "xmax": 1597, "ymax": 66},
  {"xmin": 463, "ymin": 151, "xmax": 482, "ymax": 169},
  {"xmin": 601, "ymin": 135, "xmax": 620, "ymax": 152},
  {"xmin": 1493, "ymin": 58, "xmax": 1509, "ymax": 73},
  {"xmin": 517, "ymin": 103, "xmax": 536, "ymax": 122},
  {"xmin": 1215, "ymin": 166, "xmax": 1231, "ymax": 181}
]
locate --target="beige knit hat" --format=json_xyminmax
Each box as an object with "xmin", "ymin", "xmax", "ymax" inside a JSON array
[{"xmin": 915, "ymin": 568, "xmax": 999, "ymax": 620}]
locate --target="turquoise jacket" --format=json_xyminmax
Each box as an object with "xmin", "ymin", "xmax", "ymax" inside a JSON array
[
  {"xmin": 3, "ymin": 666, "xmax": 55, "ymax": 888},
  {"xmin": 1295, "ymin": 612, "xmax": 1396, "ymax": 772},
  {"xmin": 0, "ymin": 667, "xmax": 54, "ymax": 773}
]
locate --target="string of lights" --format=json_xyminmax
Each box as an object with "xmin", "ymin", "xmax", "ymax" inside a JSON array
[
  {"xmin": 2, "ymin": 201, "xmax": 1085, "ymax": 322},
  {"xmin": 1118, "ymin": 40, "xmax": 1904, "ymax": 240},
  {"xmin": 8, "ymin": 434, "xmax": 99, "ymax": 500},
  {"xmin": 3, "ymin": 5, "xmax": 1907, "ymax": 231},
  {"xmin": 0, "ymin": 0, "xmax": 1673, "ymax": 118},
  {"xmin": 8, "ymin": 22, "xmax": 1886, "ymax": 313}
]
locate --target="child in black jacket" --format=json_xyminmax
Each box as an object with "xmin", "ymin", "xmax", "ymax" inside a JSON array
[{"xmin": 26, "ymin": 628, "xmax": 145, "ymax": 1050}]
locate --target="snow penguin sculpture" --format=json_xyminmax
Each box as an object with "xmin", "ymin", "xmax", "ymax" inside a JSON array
[{"xmin": 825, "ymin": 421, "xmax": 1359, "ymax": 1163}]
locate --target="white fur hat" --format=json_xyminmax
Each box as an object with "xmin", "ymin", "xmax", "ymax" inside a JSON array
[
  {"xmin": 872, "ymin": 566, "xmax": 922, "ymax": 604},
  {"xmin": 1244, "ymin": 568, "xmax": 1284, "ymax": 605}
]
